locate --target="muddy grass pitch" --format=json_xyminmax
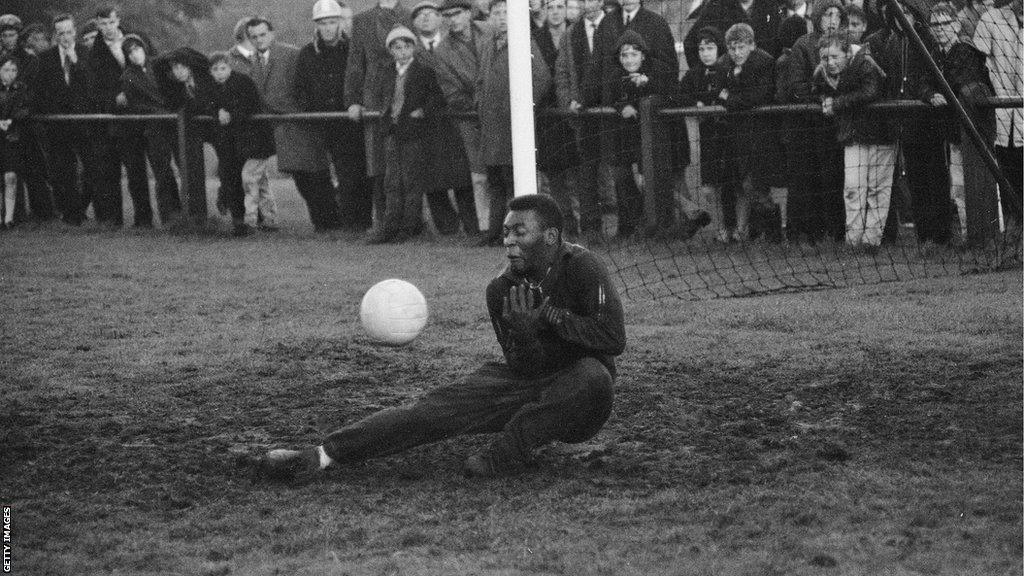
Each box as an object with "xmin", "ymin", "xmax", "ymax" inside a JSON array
[{"xmin": 1, "ymin": 220, "xmax": 1021, "ymax": 575}]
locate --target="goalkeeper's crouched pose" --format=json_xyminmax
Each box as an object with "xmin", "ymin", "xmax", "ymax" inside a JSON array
[{"xmin": 256, "ymin": 194, "xmax": 626, "ymax": 482}]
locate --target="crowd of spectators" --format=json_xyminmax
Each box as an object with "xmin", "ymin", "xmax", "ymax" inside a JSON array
[{"xmin": 0, "ymin": 0, "xmax": 1019, "ymax": 248}]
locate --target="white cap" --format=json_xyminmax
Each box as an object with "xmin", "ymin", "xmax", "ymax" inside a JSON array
[
  {"xmin": 385, "ymin": 25, "xmax": 417, "ymax": 48},
  {"xmin": 312, "ymin": 0, "xmax": 344, "ymax": 21}
]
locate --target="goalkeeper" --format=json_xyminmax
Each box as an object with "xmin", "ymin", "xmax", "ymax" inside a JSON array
[{"xmin": 256, "ymin": 194, "xmax": 626, "ymax": 482}]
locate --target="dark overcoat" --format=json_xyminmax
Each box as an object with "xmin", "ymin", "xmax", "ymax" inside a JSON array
[{"xmin": 344, "ymin": 3, "xmax": 410, "ymax": 177}]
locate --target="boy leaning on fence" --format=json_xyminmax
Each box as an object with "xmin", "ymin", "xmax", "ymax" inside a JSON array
[
  {"xmin": 812, "ymin": 30, "xmax": 891, "ymax": 249},
  {"xmin": 717, "ymin": 23, "xmax": 780, "ymax": 242},
  {"xmin": 206, "ymin": 51, "xmax": 271, "ymax": 237}
]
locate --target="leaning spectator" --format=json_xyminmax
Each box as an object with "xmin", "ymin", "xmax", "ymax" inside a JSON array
[
  {"xmin": 973, "ymin": 0, "xmax": 1023, "ymax": 227},
  {"xmin": 365, "ymin": 26, "xmax": 444, "ymax": 243},
  {"xmin": 206, "ymin": 52, "xmax": 263, "ymax": 236},
  {"xmin": 119, "ymin": 35, "xmax": 182, "ymax": 226},
  {"xmin": 925, "ymin": 2, "xmax": 994, "ymax": 239},
  {"xmin": 88, "ymin": 6, "xmax": 151, "ymax": 228},
  {"xmin": 0, "ymin": 55, "xmax": 28, "ymax": 229},
  {"xmin": 718, "ymin": 23, "xmax": 779, "ymax": 242},
  {"xmin": 680, "ymin": 26, "xmax": 729, "ymax": 241},
  {"xmin": 296, "ymin": 0, "xmax": 373, "ymax": 232},
  {"xmin": 225, "ymin": 16, "xmax": 275, "ymax": 228},
  {"xmin": 784, "ymin": 0, "xmax": 847, "ymax": 243},
  {"xmin": 812, "ymin": 31, "xmax": 890, "ymax": 248}
]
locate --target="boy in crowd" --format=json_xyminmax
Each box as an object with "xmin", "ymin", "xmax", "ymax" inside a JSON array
[
  {"xmin": 717, "ymin": 23, "xmax": 779, "ymax": 242},
  {"xmin": 207, "ymin": 52, "xmax": 275, "ymax": 236},
  {"xmin": 365, "ymin": 26, "xmax": 446, "ymax": 244},
  {"xmin": 812, "ymin": 31, "xmax": 890, "ymax": 248},
  {"xmin": 924, "ymin": 2, "xmax": 993, "ymax": 239},
  {"xmin": 845, "ymin": 4, "xmax": 869, "ymax": 43},
  {"xmin": 785, "ymin": 0, "xmax": 848, "ymax": 243}
]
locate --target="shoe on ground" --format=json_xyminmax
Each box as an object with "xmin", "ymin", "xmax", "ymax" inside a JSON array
[
  {"xmin": 255, "ymin": 448, "xmax": 322, "ymax": 483},
  {"xmin": 257, "ymin": 223, "xmax": 280, "ymax": 232}
]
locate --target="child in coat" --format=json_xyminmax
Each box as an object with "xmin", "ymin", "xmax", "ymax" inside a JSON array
[
  {"xmin": 717, "ymin": 23, "xmax": 779, "ymax": 242},
  {"xmin": 679, "ymin": 26, "xmax": 728, "ymax": 241},
  {"xmin": 366, "ymin": 26, "xmax": 446, "ymax": 244},
  {"xmin": 206, "ymin": 51, "xmax": 276, "ymax": 236},
  {"xmin": 0, "ymin": 55, "xmax": 28, "ymax": 229}
]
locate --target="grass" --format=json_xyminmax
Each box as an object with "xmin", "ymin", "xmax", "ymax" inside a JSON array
[{"xmin": 1, "ymin": 184, "xmax": 1021, "ymax": 575}]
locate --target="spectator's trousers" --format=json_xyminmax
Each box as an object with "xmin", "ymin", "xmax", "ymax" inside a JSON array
[
  {"xmin": 44, "ymin": 124, "xmax": 94, "ymax": 224},
  {"xmin": 843, "ymin": 144, "xmax": 895, "ymax": 247},
  {"xmin": 92, "ymin": 123, "xmax": 149, "ymax": 225},
  {"xmin": 322, "ymin": 358, "xmax": 614, "ymax": 466}
]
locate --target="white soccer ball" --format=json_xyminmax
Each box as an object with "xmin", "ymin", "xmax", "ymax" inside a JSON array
[{"xmin": 359, "ymin": 279, "xmax": 429, "ymax": 346}]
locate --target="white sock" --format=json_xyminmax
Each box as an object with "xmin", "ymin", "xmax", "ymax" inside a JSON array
[{"xmin": 316, "ymin": 445, "xmax": 334, "ymax": 469}]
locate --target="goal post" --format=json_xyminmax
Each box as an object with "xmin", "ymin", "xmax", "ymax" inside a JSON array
[{"xmin": 507, "ymin": 2, "xmax": 539, "ymax": 197}]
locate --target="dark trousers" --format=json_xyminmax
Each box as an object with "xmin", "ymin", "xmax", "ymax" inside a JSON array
[
  {"xmin": 612, "ymin": 165, "xmax": 643, "ymax": 236},
  {"xmin": 326, "ymin": 130, "xmax": 372, "ymax": 231},
  {"xmin": 142, "ymin": 123, "xmax": 181, "ymax": 225},
  {"xmin": 214, "ymin": 139, "xmax": 245, "ymax": 222},
  {"xmin": 323, "ymin": 358, "xmax": 613, "ymax": 465},
  {"xmin": 44, "ymin": 124, "xmax": 94, "ymax": 224},
  {"xmin": 786, "ymin": 146, "xmax": 844, "ymax": 243},
  {"xmin": 425, "ymin": 188, "xmax": 461, "ymax": 234},
  {"xmin": 995, "ymin": 144, "xmax": 1022, "ymax": 225},
  {"xmin": 292, "ymin": 170, "xmax": 342, "ymax": 232},
  {"xmin": 485, "ymin": 164, "xmax": 514, "ymax": 240},
  {"xmin": 381, "ymin": 136, "xmax": 430, "ymax": 236},
  {"xmin": 14, "ymin": 126, "xmax": 55, "ymax": 222},
  {"xmin": 543, "ymin": 169, "xmax": 579, "ymax": 236},
  {"xmin": 904, "ymin": 136, "xmax": 952, "ymax": 244},
  {"xmin": 575, "ymin": 130, "xmax": 605, "ymax": 232},
  {"xmin": 93, "ymin": 124, "xmax": 150, "ymax": 225}
]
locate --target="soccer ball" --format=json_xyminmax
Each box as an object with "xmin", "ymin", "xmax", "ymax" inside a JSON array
[{"xmin": 359, "ymin": 279, "xmax": 429, "ymax": 346}]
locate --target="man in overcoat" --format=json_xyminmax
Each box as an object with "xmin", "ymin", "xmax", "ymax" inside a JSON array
[
  {"xmin": 247, "ymin": 17, "xmax": 343, "ymax": 232},
  {"xmin": 297, "ymin": 0, "xmax": 373, "ymax": 231}
]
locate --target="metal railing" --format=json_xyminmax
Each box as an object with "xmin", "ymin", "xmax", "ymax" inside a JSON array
[{"xmin": 32, "ymin": 95, "xmax": 1022, "ymax": 237}]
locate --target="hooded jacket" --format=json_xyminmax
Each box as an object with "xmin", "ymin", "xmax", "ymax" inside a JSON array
[{"xmin": 812, "ymin": 45, "xmax": 890, "ymax": 144}]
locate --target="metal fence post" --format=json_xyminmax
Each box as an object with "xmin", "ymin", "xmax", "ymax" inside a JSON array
[{"xmin": 639, "ymin": 95, "xmax": 670, "ymax": 232}]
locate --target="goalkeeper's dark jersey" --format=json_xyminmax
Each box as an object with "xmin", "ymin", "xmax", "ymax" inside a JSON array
[{"xmin": 486, "ymin": 242, "xmax": 626, "ymax": 378}]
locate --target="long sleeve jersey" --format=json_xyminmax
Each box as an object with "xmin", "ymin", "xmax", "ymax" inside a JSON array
[{"xmin": 486, "ymin": 242, "xmax": 626, "ymax": 378}]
